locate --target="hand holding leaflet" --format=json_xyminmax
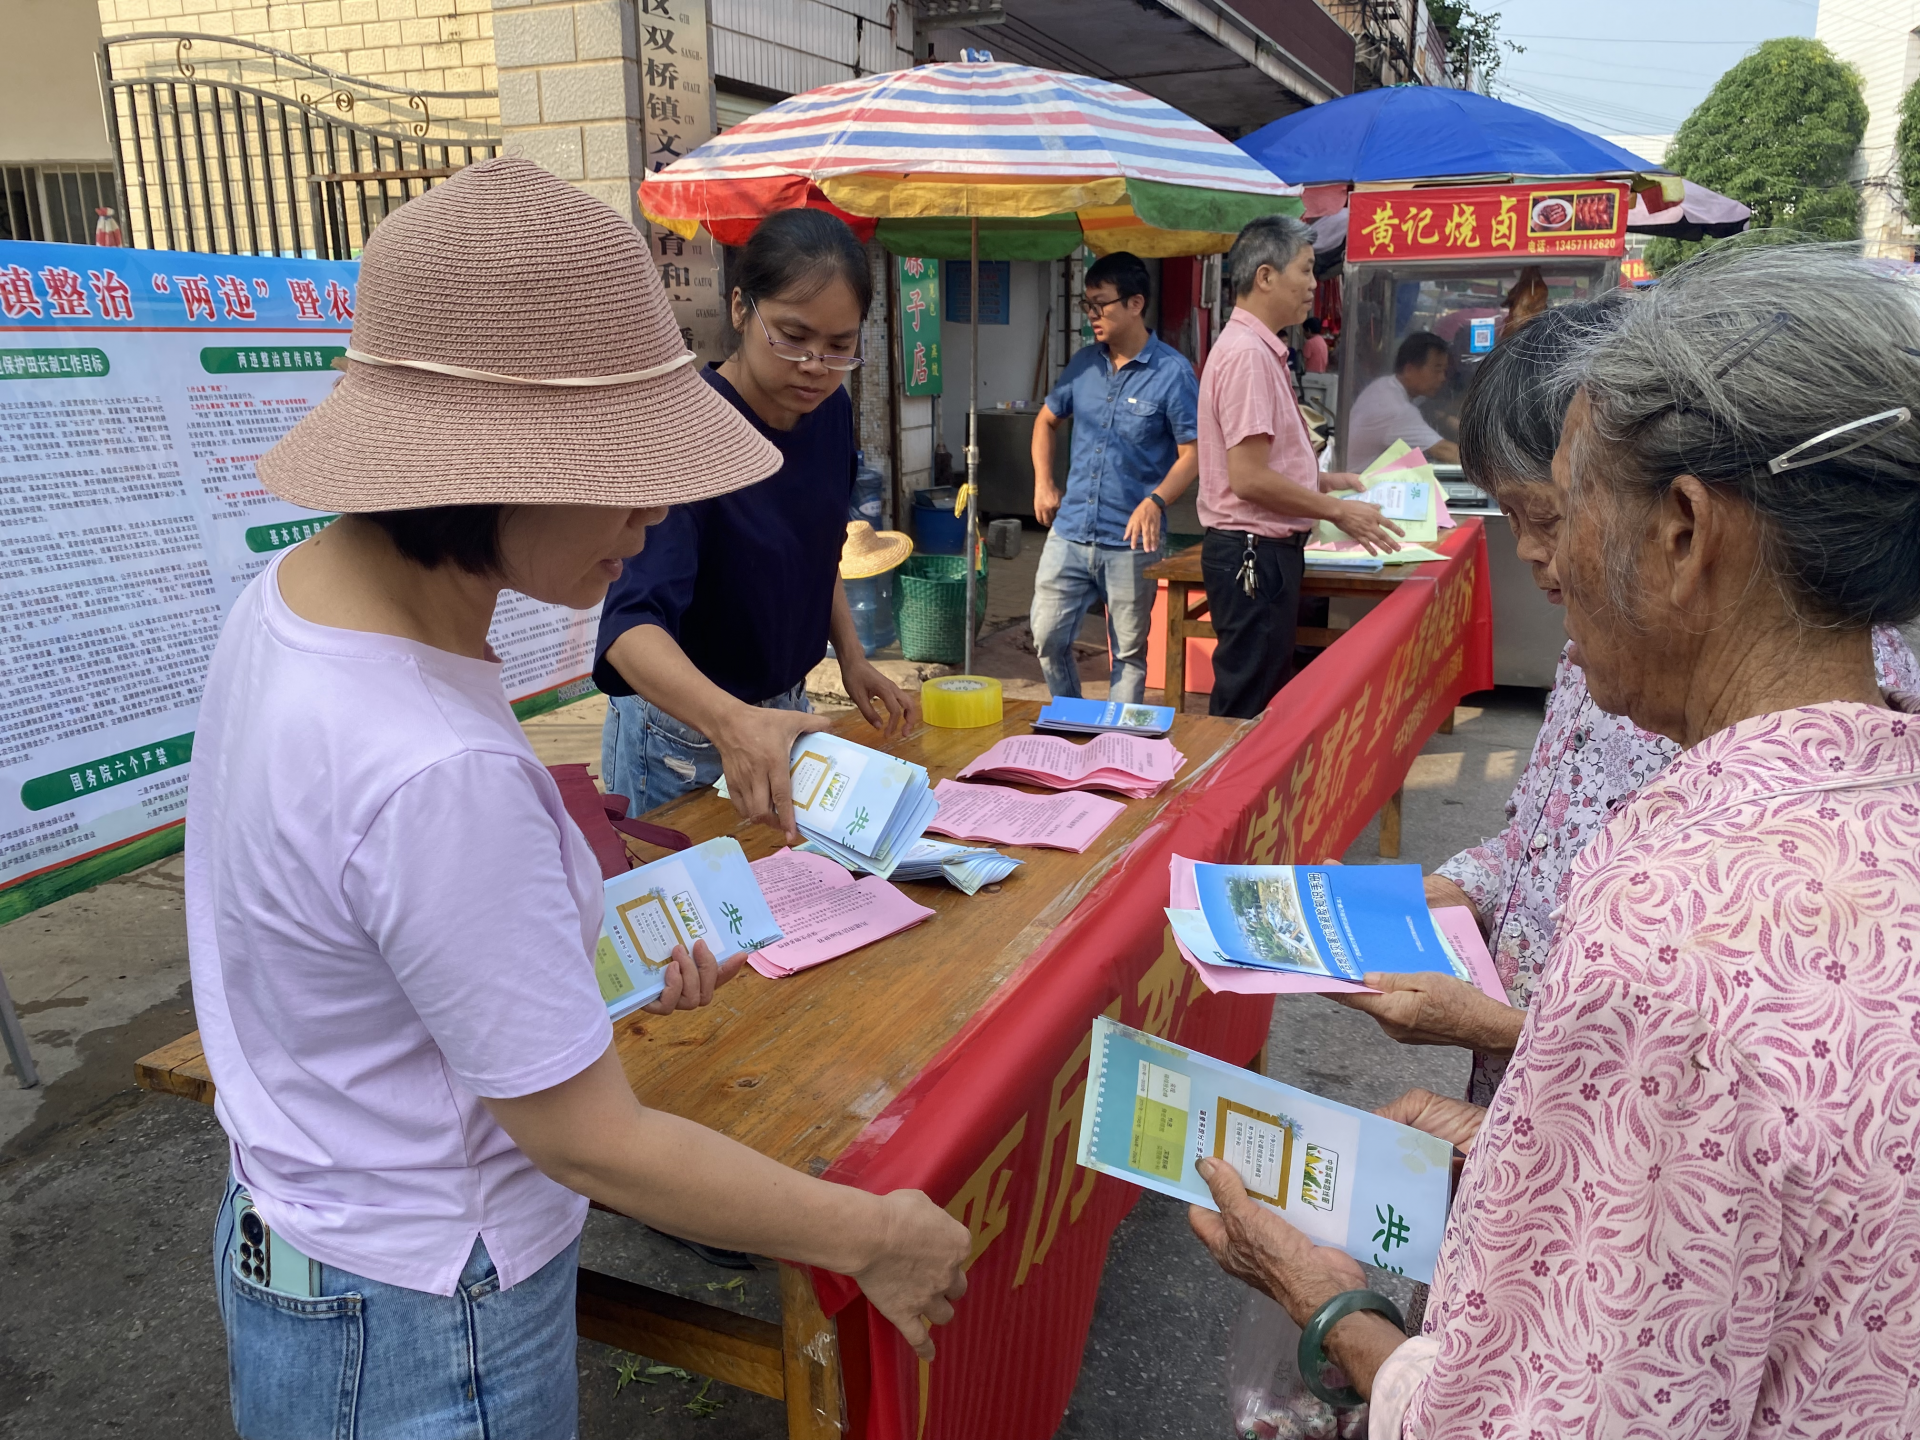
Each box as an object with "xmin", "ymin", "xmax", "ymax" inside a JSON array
[
  {"xmin": 596, "ymin": 837, "xmax": 780, "ymax": 1018},
  {"xmin": 926, "ymin": 778, "xmax": 1126, "ymax": 852},
  {"xmin": 1076, "ymin": 1016, "xmax": 1452, "ymax": 1283},
  {"xmin": 745, "ymin": 848, "xmax": 935, "ymax": 978},
  {"xmin": 957, "ymin": 733, "xmax": 1185, "ymax": 799}
]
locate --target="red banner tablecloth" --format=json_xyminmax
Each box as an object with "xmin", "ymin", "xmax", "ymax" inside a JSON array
[{"xmin": 811, "ymin": 522, "xmax": 1493, "ymax": 1439}]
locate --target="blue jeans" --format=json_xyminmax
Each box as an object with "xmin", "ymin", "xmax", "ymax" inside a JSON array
[
  {"xmin": 213, "ymin": 1177, "xmax": 581, "ymax": 1439},
  {"xmin": 1029, "ymin": 532, "xmax": 1162, "ymax": 704},
  {"xmin": 600, "ymin": 679, "xmax": 811, "ymax": 817}
]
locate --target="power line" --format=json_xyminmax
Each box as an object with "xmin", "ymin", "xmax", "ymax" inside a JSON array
[
  {"xmin": 1498, "ymin": 32, "xmax": 1802, "ymax": 45},
  {"xmin": 1503, "ymin": 67, "xmax": 1718, "ymax": 91}
]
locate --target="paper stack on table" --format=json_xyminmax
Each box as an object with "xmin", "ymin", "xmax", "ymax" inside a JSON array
[
  {"xmin": 1314, "ymin": 440, "xmax": 1449, "ymax": 559},
  {"xmin": 1076, "ymin": 1015, "xmax": 1453, "ymax": 1284},
  {"xmin": 884, "ymin": 838, "xmax": 1024, "ymax": 895},
  {"xmin": 595, "ymin": 837, "xmax": 783, "ymax": 1018},
  {"xmin": 1163, "ymin": 855, "xmax": 1497, "ymax": 991},
  {"xmin": 778, "ymin": 733, "xmax": 939, "ymax": 880},
  {"xmin": 745, "ymin": 847, "xmax": 935, "ymax": 978},
  {"xmin": 1033, "ymin": 697, "xmax": 1175, "ymax": 738},
  {"xmin": 926, "ymin": 778, "xmax": 1125, "ymax": 853},
  {"xmin": 957, "ymin": 733, "xmax": 1185, "ymax": 799}
]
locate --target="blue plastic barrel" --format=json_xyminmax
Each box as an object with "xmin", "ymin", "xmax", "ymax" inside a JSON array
[{"xmin": 912, "ymin": 487, "xmax": 966, "ymax": 555}]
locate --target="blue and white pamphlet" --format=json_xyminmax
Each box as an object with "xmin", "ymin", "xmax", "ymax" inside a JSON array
[
  {"xmin": 594, "ymin": 838, "xmax": 782, "ymax": 1019},
  {"xmin": 786, "ymin": 733, "xmax": 939, "ymax": 881},
  {"xmin": 1034, "ymin": 697, "xmax": 1175, "ymax": 738},
  {"xmin": 1077, "ymin": 1016, "xmax": 1452, "ymax": 1282},
  {"xmin": 1173, "ymin": 862, "xmax": 1471, "ymax": 985}
]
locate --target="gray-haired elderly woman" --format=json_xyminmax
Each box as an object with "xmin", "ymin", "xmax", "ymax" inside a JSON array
[{"xmin": 1191, "ymin": 243, "xmax": 1920, "ymax": 1437}]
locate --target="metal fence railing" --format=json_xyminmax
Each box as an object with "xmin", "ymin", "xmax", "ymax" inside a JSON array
[
  {"xmin": 1, "ymin": 165, "xmax": 121, "ymax": 246},
  {"xmin": 98, "ymin": 31, "xmax": 500, "ymax": 258}
]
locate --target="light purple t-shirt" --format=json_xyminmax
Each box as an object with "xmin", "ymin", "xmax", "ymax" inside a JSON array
[{"xmin": 186, "ymin": 552, "xmax": 613, "ymax": 1296}]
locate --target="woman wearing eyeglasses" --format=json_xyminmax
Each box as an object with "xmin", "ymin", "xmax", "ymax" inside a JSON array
[{"xmin": 596, "ymin": 210, "xmax": 918, "ymax": 836}]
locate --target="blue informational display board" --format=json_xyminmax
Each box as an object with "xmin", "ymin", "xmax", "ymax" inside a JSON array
[{"xmin": 0, "ymin": 241, "xmax": 600, "ymax": 918}]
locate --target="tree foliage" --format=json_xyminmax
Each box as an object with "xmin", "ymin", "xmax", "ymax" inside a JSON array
[
  {"xmin": 1427, "ymin": 2, "xmax": 1519, "ymax": 89},
  {"xmin": 1647, "ymin": 37, "xmax": 1866, "ymax": 272},
  {"xmin": 1897, "ymin": 76, "xmax": 1920, "ymax": 225}
]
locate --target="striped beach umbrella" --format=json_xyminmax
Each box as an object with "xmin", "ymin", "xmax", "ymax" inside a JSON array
[{"xmin": 641, "ymin": 61, "xmax": 1301, "ymax": 259}]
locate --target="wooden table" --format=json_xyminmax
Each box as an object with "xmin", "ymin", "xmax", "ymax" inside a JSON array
[
  {"xmin": 1144, "ymin": 544, "xmax": 1418, "ymax": 715},
  {"xmin": 136, "ymin": 700, "xmax": 1248, "ymax": 1439}
]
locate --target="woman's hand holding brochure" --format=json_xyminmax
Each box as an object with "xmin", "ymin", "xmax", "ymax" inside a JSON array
[{"xmin": 640, "ymin": 939, "xmax": 747, "ymax": 1014}]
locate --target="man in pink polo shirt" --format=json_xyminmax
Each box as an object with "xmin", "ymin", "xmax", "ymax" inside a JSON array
[{"xmin": 1198, "ymin": 215, "xmax": 1403, "ymax": 718}]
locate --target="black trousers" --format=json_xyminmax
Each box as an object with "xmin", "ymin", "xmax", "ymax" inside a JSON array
[{"xmin": 1200, "ymin": 527, "xmax": 1307, "ymax": 720}]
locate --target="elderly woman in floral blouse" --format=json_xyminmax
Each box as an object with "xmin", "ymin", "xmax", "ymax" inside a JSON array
[
  {"xmin": 1331, "ymin": 299, "xmax": 1920, "ymax": 1105},
  {"xmin": 1193, "ymin": 243, "xmax": 1920, "ymax": 1435}
]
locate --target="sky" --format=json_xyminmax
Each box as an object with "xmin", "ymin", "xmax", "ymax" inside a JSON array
[{"xmin": 1480, "ymin": 0, "xmax": 1820, "ymax": 154}]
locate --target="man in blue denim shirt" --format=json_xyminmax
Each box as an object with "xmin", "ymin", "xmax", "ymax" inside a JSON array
[{"xmin": 1029, "ymin": 252, "xmax": 1199, "ymax": 703}]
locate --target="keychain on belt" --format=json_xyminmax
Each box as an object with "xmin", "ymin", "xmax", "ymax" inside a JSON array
[{"xmin": 1238, "ymin": 533, "xmax": 1260, "ymax": 598}]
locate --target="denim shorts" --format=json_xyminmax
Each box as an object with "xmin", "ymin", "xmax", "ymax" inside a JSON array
[
  {"xmin": 212, "ymin": 1177, "xmax": 581, "ymax": 1439},
  {"xmin": 600, "ymin": 679, "xmax": 811, "ymax": 818}
]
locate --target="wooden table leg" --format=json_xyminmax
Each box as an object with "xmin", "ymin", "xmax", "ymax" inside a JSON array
[
  {"xmin": 1378, "ymin": 785, "xmax": 1404, "ymax": 859},
  {"xmin": 1164, "ymin": 581, "xmax": 1188, "ymax": 713},
  {"xmin": 1439, "ymin": 709, "xmax": 1455, "ymax": 736},
  {"xmin": 781, "ymin": 1262, "xmax": 846, "ymax": 1438}
]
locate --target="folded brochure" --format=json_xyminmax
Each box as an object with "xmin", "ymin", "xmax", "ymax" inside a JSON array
[
  {"xmin": 716, "ymin": 733, "xmax": 939, "ymax": 881},
  {"xmin": 1165, "ymin": 855, "xmax": 1506, "ymax": 1000},
  {"xmin": 595, "ymin": 837, "xmax": 781, "ymax": 1018},
  {"xmin": 1169, "ymin": 861, "xmax": 1471, "ymax": 985},
  {"xmin": 1077, "ymin": 1016, "xmax": 1451, "ymax": 1283},
  {"xmin": 957, "ymin": 732, "xmax": 1184, "ymax": 799},
  {"xmin": 1034, "ymin": 697, "xmax": 1174, "ymax": 738}
]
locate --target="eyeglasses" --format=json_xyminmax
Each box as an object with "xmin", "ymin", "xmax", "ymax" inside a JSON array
[
  {"xmin": 1768, "ymin": 406, "xmax": 1911, "ymax": 473},
  {"xmin": 1079, "ymin": 295, "xmax": 1130, "ymax": 319},
  {"xmin": 751, "ymin": 299, "xmax": 863, "ymax": 371}
]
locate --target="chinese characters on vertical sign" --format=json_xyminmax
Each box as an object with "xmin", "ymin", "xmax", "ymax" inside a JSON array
[
  {"xmin": 1347, "ymin": 183, "xmax": 1630, "ymax": 263},
  {"xmin": 638, "ymin": 0, "xmax": 726, "ymax": 362},
  {"xmin": 897, "ymin": 256, "xmax": 942, "ymax": 397}
]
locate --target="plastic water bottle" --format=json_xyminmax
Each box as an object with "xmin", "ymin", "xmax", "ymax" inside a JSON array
[
  {"xmin": 844, "ymin": 572, "xmax": 895, "ymax": 656},
  {"xmin": 852, "ymin": 451, "xmax": 885, "ymax": 527}
]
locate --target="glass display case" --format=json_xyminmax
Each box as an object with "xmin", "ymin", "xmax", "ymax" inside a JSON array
[{"xmin": 1332, "ymin": 256, "xmax": 1618, "ymax": 471}]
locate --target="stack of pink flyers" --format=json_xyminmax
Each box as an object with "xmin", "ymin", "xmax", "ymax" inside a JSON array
[
  {"xmin": 1164, "ymin": 853, "xmax": 1508, "ymax": 1000},
  {"xmin": 924, "ymin": 778, "xmax": 1125, "ymax": 853},
  {"xmin": 745, "ymin": 848, "xmax": 936, "ymax": 979},
  {"xmin": 956, "ymin": 733, "xmax": 1185, "ymax": 799}
]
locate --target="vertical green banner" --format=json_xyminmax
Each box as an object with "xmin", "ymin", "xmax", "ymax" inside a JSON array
[{"xmin": 896, "ymin": 256, "xmax": 942, "ymax": 398}]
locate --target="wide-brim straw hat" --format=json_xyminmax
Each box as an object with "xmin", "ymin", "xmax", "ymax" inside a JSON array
[
  {"xmin": 840, "ymin": 521, "xmax": 913, "ymax": 579},
  {"xmin": 258, "ymin": 157, "xmax": 780, "ymax": 511}
]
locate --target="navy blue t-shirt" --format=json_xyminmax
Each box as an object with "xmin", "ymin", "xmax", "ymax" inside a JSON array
[{"xmin": 593, "ymin": 365, "xmax": 855, "ymax": 704}]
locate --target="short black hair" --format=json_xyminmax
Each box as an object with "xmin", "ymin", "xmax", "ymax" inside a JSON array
[
  {"xmin": 1394, "ymin": 331, "xmax": 1448, "ymax": 373},
  {"xmin": 1303, "ymin": 316, "xmax": 1324, "ymax": 335},
  {"xmin": 1084, "ymin": 251, "xmax": 1150, "ymax": 304},
  {"xmin": 730, "ymin": 208, "xmax": 873, "ymax": 322},
  {"xmin": 362, "ymin": 505, "xmax": 505, "ymax": 574}
]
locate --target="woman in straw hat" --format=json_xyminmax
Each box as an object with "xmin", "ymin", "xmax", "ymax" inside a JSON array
[
  {"xmin": 595, "ymin": 208, "xmax": 919, "ymax": 842},
  {"xmin": 190, "ymin": 158, "xmax": 968, "ymax": 1437}
]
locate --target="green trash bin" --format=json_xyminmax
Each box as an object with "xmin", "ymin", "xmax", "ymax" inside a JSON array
[{"xmin": 892, "ymin": 552, "xmax": 988, "ymax": 666}]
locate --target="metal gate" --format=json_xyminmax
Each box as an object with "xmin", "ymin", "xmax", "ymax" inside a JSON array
[{"xmin": 97, "ymin": 31, "xmax": 500, "ymax": 258}]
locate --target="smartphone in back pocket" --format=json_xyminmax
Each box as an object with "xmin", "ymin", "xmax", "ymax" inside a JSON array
[{"xmin": 235, "ymin": 1195, "xmax": 318, "ymax": 1298}]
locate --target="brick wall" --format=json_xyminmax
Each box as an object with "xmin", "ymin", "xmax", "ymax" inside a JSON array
[{"xmin": 96, "ymin": 0, "xmax": 500, "ymax": 135}]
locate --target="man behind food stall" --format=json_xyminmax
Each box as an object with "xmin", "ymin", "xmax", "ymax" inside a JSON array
[{"xmin": 1346, "ymin": 330, "xmax": 1459, "ymax": 471}]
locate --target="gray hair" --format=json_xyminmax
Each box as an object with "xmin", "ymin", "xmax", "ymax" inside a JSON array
[
  {"xmin": 1226, "ymin": 214, "xmax": 1313, "ymax": 299},
  {"xmin": 1566, "ymin": 241, "xmax": 1920, "ymax": 630}
]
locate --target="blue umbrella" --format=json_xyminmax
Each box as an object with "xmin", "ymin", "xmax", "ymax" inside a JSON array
[{"xmin": 1239, "ymin": 86, "xmax": 1668, "ymax": 187}]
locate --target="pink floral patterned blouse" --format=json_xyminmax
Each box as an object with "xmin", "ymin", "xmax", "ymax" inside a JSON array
[
  {"xmin": 1438, "ymin": 629, "xmax": 1920, "ymax": 1104},
  {"xmin": 1376, "ymin": 699, "xmax": 1920, "ymax": 1438}
]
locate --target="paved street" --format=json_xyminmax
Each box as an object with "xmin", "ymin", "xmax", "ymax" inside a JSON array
[{"xmin": 1, "ymin": 687, "xmax": 1541, "ymax": 1439}]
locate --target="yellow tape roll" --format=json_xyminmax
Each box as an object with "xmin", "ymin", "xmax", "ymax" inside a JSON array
[{"xmin": 921, "ymin": 674, "xmax": 1003, "ymax": 729}]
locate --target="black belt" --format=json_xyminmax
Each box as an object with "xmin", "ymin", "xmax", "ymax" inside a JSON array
[{"xmin": 1206, "ymin": 527, "xmax": 1308, "ymax": 549}]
